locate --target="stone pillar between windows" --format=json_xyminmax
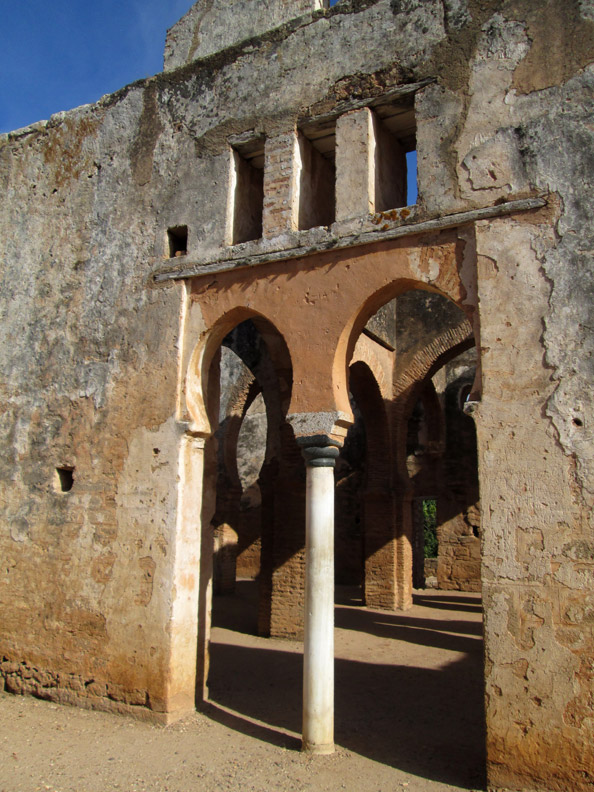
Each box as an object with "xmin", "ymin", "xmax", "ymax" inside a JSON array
[
  {"xmin": 335, "ymin": 107, "xmax": 375, "ymax": 221},
  {"xmin": 335, "ymin": 106, "xmax": 408, "ymax": 220},
  {"xmin": 299, "ymin": 438, "xmax": 340, "ymax": 755},
  {"xmin": 262, "ymin": 132, "xmax": 299, "ymax": 238}
]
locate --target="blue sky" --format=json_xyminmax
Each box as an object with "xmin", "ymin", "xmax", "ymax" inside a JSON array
[
  {"xmin": 0, "ymin": 0, "xmax": 195, "ymax": 133},
  {"xmin": 0, "ymin": 0, "xmax": 415, "ymax": 202},
  {"xmin": 0, "ymin": 1, "xmax": 347, "ymax": 134}
]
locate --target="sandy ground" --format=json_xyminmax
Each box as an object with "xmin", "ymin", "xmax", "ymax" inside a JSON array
[{"xmin": 0, "ymin": 586, "xmax": 485, "ymax": 792}]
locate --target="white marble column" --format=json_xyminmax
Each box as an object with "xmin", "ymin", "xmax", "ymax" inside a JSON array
[{"xmin": 300, "ymin": 441, "xmax": 339, "ymax": 754}]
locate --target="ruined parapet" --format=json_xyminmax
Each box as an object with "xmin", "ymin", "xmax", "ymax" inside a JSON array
[{"xmin": 164, "ymin": 0, "xmax": 326, "ymax": 71}]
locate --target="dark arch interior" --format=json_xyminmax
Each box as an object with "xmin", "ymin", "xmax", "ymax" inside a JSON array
[{"xmin": 206, "ymin": 317, "xmax": 301, "ymax": 639}]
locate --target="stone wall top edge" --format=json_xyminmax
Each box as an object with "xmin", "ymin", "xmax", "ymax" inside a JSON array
[
  {"xmin": 163, "ymin": 0, "xmax": 384, "ymax": 72},
  {"xmin": 4, "ymin": 0, "xmax": 592, "ymax": 143},
  {"xmin": 0, "ymin": 77, "xmax": 149, "ymax": 144},
  {"xmin": 0, "ymin": 2, "xmax": 383, "ymax": 141}
]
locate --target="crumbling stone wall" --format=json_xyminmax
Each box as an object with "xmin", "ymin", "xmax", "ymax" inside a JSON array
[
  {"xmin": 164, "ymin": 0, "xmax": 326, "ymax": 70},
  {"xmin": 0, "ymin": 2, "xmax": 593, "ymax": 790},
  {"xmin": 0, "ymin": 94, "xmax": 197, "ymax": 720}
]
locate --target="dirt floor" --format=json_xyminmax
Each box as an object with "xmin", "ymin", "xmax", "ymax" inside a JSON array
[{"xmin": 0, "ymin": 585, "xmax": 486, "ymax": 792}]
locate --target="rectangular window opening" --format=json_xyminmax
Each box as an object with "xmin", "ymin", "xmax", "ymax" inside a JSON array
[
  {"xmin": 229, "ymin": 137, "xmax": 265, "ymax": 245},
  {"xmin": 167, "ymin": 225, "xmax": 188, "ymax": 258},
  {"xmin": 297, "ymin": 122, "xmax": 336, "ymax": 230},
  {"xmin": 373, "ymin": 101, "xmax": 417, "ymax": 211}
]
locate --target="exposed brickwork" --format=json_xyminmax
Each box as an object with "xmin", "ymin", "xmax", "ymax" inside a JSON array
[
  {"xmin": 436, "ymin": 363, "xmax": 480, "ymax": 592},
  {"xmin": 262, "ymin": 133, "xmax": 298, "ymax": 239},
  {"xmin": 268, "ymin": 438, "xmax": 306, "ymax": 639}
]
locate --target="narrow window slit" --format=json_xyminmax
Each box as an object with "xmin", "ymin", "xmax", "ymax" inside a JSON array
[
  {"xmin": 297, "ymin": 121, "xmax": 336, "ymax": 230},
  {"xmin": 373, "ymin": 99, "xmax": 417, "ymax": 209}
]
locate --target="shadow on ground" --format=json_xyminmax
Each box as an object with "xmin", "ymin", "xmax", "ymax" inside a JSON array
[{"xmin": 208, "ymin": 582, "xmax": 486, "ymax": 791}]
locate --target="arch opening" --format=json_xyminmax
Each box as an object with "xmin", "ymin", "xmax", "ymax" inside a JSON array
[
  {"xmin": 329, "ymin": 285, "xmax": 485, "ymax": 786},
  {"xmin": 407, "ymin": 345, "xmax": 480, "ymax": 592},
  {"xmin": 194, "ymin": 315, "xmax": 304, "ymax": 708}
]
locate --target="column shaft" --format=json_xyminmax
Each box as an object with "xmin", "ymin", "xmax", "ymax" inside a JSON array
[{"xmin": 301, "ymin": 444, "xmax": 338, "ymax": 754}]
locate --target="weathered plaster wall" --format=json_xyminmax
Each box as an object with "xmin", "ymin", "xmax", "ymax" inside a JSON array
[
  {"xmin": 164, "ymin": 0, "xmax": 325, "ymax": 71},
  {"xmin": 426, "ymin": 7, "xmax": 593, "ymax": 788},
  {"xmin": 0, "ymin": 87, "xmax": 208, "ymax": 719},
  {"xmin": 475, "ymin": 213, "xmax": 594, "ymax": 792}
]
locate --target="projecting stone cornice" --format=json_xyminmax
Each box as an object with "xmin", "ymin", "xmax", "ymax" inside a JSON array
[{"xmin": 153, "ymin": 196, "xmax": 547, "ymax": 283}]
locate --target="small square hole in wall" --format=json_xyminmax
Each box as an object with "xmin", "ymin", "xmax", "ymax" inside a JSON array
[
  {"xmin": 167, "ymin": 225, "xmax": 188, "ymax": 258},
  {"xmin": 54, "ymin": 466, "xmax": 74, "ymax": 493},
  {"xmin": 228, "ymin": 137, "xmax": 265, "ymax": 245},
  {"xmin": 296, "ymin": 121, "xmax": 336, "ymax": 230}
]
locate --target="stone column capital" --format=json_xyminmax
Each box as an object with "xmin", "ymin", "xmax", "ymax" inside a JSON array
[
  {"xmin": 288, "ymin": 411, "xmax": 351, "ymax": 443},
  {"xmin": 299, "ymin": 441, "xmax": 340, "ymax": 468}
]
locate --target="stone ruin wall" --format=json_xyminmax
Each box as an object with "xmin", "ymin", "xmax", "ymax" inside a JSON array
[
  {"xmin": 0, "ymin": 1, "xmax": 593, "ymax": 789},
  {"xmin": 164, "ymin": 0, "xmax": 327, "ymax": 69}
]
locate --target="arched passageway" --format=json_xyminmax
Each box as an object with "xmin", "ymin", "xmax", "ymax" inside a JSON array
[
  {"xmin": 406, "ymin": 346, "xmax": 480, "ymax": 592},
  {"xmin": 333, "ymin": 287, "xmax": 480, "ymax": 610},
  {"xmin": 194, "ymin": 313, "xmax": 299, "ymax": 701},
  {"xmin": 183, "ymin": 234, "xmax": 483, "ymax": 759},
  {"xmin": 333, "ymin": 286, "xmax": 484, "ymax": 781},
  {"xmin": 202, "ymin": 283, "xmax": 485, "ymax": 784},
  {"xmin": 207, "ymin": 316, "xmax": 309, "ymax": 637}
]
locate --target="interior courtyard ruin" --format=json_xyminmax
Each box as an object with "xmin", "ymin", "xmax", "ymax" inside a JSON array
[{"xmin": 1, "ymin": 1, "xmax": 593, "ymax": 790}]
